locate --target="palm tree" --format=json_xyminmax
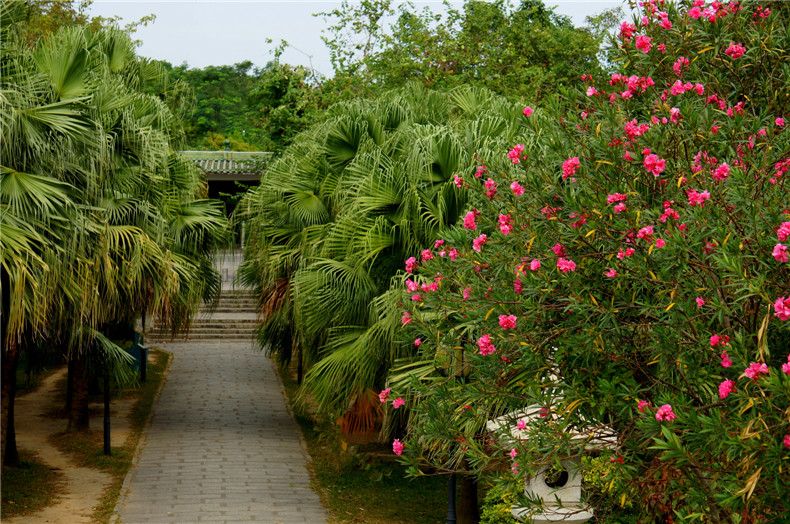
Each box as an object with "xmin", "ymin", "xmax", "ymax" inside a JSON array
[{"xmin": 239, "ymin": 84, "xmax": 520, "ymax": 423}]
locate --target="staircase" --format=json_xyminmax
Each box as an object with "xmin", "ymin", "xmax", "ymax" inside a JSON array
[{"xmin": 146, "ymin": 290, "xmax": 259, "ymax": 342}]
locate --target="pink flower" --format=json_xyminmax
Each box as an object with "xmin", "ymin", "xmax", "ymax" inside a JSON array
[
  {"xmin": 725, "ymin": 42, "xmax": 746, "ymax": 59},
  {"xmin": 672, "ymin": 56, "xmax": 689, "ymax": 75},
  {"xmin": 498, "ymin": 214, "xmax": 513, "ymax": 235},
  {"xmin": 401, "ymin": 311, "xmax": 412, "ymax": 325},
  {"xmin": 453, "ymin": 174, "xmax": 464, "ymax": 188},
  {"xmin": 510, "ymin": 181, "xmax": 525, "ymax": 196},
  {"xmin": 710, "ymin": 334, "xmax": 730, "ymax": 347},
  {"xmin": 712, "ymin": 163, "xmax": 730, "ymax": 181},
  {"xmin": 635, "ymin": 35, "xmax": 652, "ymax": 53},
  {"xmin": 484, "ymin": 178, "xmax": 498, "ymax": 200},
  {"xmin": 619, "ymin": 21, "xmax": 636, "ymax": 41},
  {"xmin": 643, "ymin": 154, "xmax": 666, "ymax": 176},
  {"xmin": 414, "ymin": 338, "xmax": 421, "ymax": 347},
  {"xmin": 720, "ymin": 350, "xmax": 733, "ymax": 368},
  {"xmin": 472, "ymin": 234, "xmax": 488, "ymax": 252},
  {"xmin": 499, "ymin": 314, "xmax": 517, "ymax": 330},
  {"xmin": 509, "ymin": 448, "xmax": 518, "ymax": 459},
  {"xmin": 687, "ymin": 189, "xmax": 711, "ymax": 207},
  {"xmin": 516, "ymin": 419, "xmax": 526, "ymax": 430},
  {"xmin": 556, "ymin": 258, "xmax": 577, "ymax": 273},
  {"xmin": 514, "ymin": 278, "xmax": 523, "ymax": 294},
  {"xmin": 777, "ymin": 117, "xmax": 786, "ymax": 127},
  {"xmin": 448, "ymin": 248, "xmax": 458, "ymax": 260},
  {"xmin": 614, "ymin": 203, "xmax": 628, "ymax": 214},
  {"xmin": 696, "ymin": 297, "xmax": 705, "ymax": 307},
  {"xmin": 656, "ymin": 238, "xmax": 666, "ymax": 248},
  {"xmin": 586, "ymin": 86, "xmax": 598, "ymax": 97},
  {"xmin": 637, "ymin": 226, "xmax": 654, "ymax": 240},
  {"xmin": 773, "ymin": 243, "xmax": 788, "ymax": 262},
  {"xmin": 421, "ymin": 249, "xmax": 434, "ymax": 262},
  {"xmin": 551, "ymin": 243, "xmax": 566, "ymax": 257},
  {"xmin": 637, "ymin": 400, "xmax": 650, "ymax": 413},
  {"xmin": 508, "ymin": 144, "xmax": 525, "ymax": 164},
  {"xmin": 688, "ymin": 6, "xmax": 702, "ymax": 19},
  {"xmin": 406, "ymin": 279, "xmax": 419, "ymax": 292},
  {"xmin": 562, "ymin": 157, "xmax": 580, "ymax": 179},
  {"xmin": 379, "ymin": 388, "xmax": 391, "ymax": 403},
  {"xmin": 607, "ymin": 193, "xmax": 627, "ymax": 204},
  {"xmin": 774, "ymin": 296, "xmax": 790, "ymax": 321},
  {"xmin": 463, "ymin": 210, "xmax": 478, "ymax": 230},
  {"xmin": 523, "ymin": 107, "xmax": 533, "ymax": 116},
  {"xmin": 463, "ymin": 287, "xmax": 471, "ymax": 300},
  {"xmin": 605, "ymin": 269, "xmax": 617, "ymax": 278},
  {"xmin": 529, "ymin": 259, "xmax": 541, "ymax": 271},
  {"xmin": 782, "ymin": 362, "xmax": 790, "ymax": 375},
  {"xmin": 784, "ymin": 435, "xmax": 790, "ymax": 450},
  {"xmin": 777, "ymin": 222, "xmax": 790, "ymax": 242},
  {"xmin": 744, "ymin": 362, "xmax": 769, "ymax": 380},
  {"xmin": 617, "ymin": 247, "xmax": 635, "ymax": 260},
  {"xmin": 405, "ymin": 257, "xmax": 418, "ymax": 273},
  {"xmin": 655, "ymin": 404, "xmax": 676, "ymax": 422},
  {"xmin": 478, "ymin": 334, "xmax": 496, "ymax": 356},
  {"xmin": 411, "ymin": 294, "xmax": 422, "ymax": 302},
  {"xmin": 392, "ymin": 438, "xmax": 404, "ymax": 455},
  {"xmin": 718, "ymin": 379, "xmax": 736, "ymax": 399}
]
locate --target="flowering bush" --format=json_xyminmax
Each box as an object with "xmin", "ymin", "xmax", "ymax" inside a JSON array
[{"xmin": 391, "ymin": 1, "xmax": 790, "ymax": 520}]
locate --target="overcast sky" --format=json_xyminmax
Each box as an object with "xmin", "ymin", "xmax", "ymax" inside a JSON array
[{"xmin": 89, "ymin": 1, "xmax": 630, "ymax": 76}]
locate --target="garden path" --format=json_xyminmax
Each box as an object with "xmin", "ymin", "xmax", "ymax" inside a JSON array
[{"xmin": 111, "ymin": 339, "xmax": 327, "ymax": 523}]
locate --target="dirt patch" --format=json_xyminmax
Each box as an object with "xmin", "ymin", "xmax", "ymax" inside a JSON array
[{"xmin": 3, "ymin": 367, "xmax": 138, "ymax": 524}]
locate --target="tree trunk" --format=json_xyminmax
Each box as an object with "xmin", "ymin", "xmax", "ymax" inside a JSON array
[
  {"xmin": 65, "ymin": 356, "xmax": 74, "ymax": 415},
  {"xmin": 67, "ymin": 352, "xmax": 90, "ymax": 433},
  {"xmin": 457, "ymin": 474, "xmax": 480, "ymax": 524},
  {"xmin": 2, "ymin": 341, "xmax": 20, "ymax": 468}
]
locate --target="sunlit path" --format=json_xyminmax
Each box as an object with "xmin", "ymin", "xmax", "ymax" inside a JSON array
[{"xmin": 112, "ymin": 339, "xmax": 327, "ymax": 523}]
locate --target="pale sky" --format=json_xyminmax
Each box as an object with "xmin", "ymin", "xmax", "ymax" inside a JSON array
[{"xmin": 89, "ymin": 1, "xmax": 629, "ymax": 76}]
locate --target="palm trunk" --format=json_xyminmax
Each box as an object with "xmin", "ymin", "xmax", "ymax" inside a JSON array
[
  {"xmin": 2, "ymin": 340, "xmax": 20, "ymax": 468},
  {"xmin": 67, "ymin": 352, "xmax": 90, "ymax": 433}
]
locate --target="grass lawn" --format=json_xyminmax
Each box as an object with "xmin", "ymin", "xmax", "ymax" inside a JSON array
[
  {"xmin": 49, "ymin": 347, "xmax": 171, "ymax": 522},
  {"xmin": 279, "ymin": 365, "xmax": 451, "ymax": 524},
  {"xmin": 1, "ymin": 449, "xmax": 65, "ymax": 518}
]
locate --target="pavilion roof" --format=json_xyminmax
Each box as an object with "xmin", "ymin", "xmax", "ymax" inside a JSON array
[{"xmin": 181, "ymin": 151, "xmax": 272, "ymax": 182}]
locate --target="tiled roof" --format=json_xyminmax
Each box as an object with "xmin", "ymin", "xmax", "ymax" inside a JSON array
[{"xmin": 181, "ymin": 151, "xmax": 273, "ymax": 181}]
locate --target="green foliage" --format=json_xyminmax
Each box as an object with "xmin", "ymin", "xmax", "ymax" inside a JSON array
[
  {"xmin": 392, "ymin": 1, "xmax": 790, "ymax": 520},
  {"xmin": 239, "ymin": 84, "xmax": 521, "ymax": 417},
  {"xmin": 318, "ymin": 0, "xmax": 620, "ymax": 102}
]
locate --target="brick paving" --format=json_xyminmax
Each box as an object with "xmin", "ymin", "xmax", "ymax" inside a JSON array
[{"xmin": 112, "ymin": 340, "xmax": 327, "ymax": 523}]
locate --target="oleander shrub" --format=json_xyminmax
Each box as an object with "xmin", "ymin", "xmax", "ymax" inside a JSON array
[{"xmin": 388, "ymin": 1, "xmax": 790, "ymax": 521}]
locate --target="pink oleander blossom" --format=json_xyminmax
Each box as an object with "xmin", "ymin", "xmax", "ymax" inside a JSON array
[
  {"xmin": 656, "ymin": 238, "xmax": 666, "ymax": 248},
  {"xmin": 557, "ymin": 258, "xmax": 577, "ymax": 273},
  {"xmin": 509, "ymin": 448, "xmax": 518, "ymax": 459},
  {"xmin": 448, "ymin": 248, "xmax": 458, "ymax": 260},
  {"xmin": 514, "ymin": 278, "xmax": 523, "ymax": 294},
  {"xmin": 605, "ymin": 269, "xmax": 617, "ymax": 278},
  {"xmin": 687, "ymin": 189, "xmax": 711, "ymax": 207},
  {"xmin": 607, "ymin": 193, "xmax": 627, "ymax": 204},
  {"xmin": 635, "ymin": 35, "xmax": 652, "ymax": 53},
  {"xmin": 725, "ymin": 42, "xmax": 746, "ymax": 59},
  {"xmin": 393, "ymin": 439, "xmax": 404, "ymax": 455},
  {"xmin": 472, "ymin": 234, "xmax": 488, "ymax": 252},
  {"xmin": 516, "ymin": 419, "xmax": 526, "ymax": 430},
  {"xmin": 498, "ymin": 214, "xmax": 513, "ymax": 235},
  {"xmin": 777, "ymin": 222, "xmax": 790, "ymax": 241},
  {"xmin": 511, "ymin": 181, "xmax": 525, "ymax": 196},
  {"xmin": 405, "ymin": 257, "xmax": 418, "ymax": 273},
  {"xmin": 421, "ymin": 249, "xmax": 434, "ymax": 262},
  {"xmin": 453, "ymin": 174, "xmax": 464, "ymax": 188},
  {"xmin": 696, "ymin": 297, "xmax": 705, "ymax": 307},
  {"xmin": 484, "ymin": 178, "xmax": 498, "ymax": 200},
  {"xmin": 619, "ymin": 21, "xmax": 636, "ymax": 41},
  {"xmin": 774, "ymin": 296, "xmax": 790, "ymax": 321},
  {"xmin": 637, "ymin": 226, "xmax": 654, "ymax": 240},
  {"xmin": 552, "ymin": 243, "xmax": 566, "ymax": 257},
  {"xmin": 401, "ymin": 311, "xmax": 412, "ymax": 325},
  {"xmin": 379, "ymin": 388, "xmax": 391, "ymax": 403},
  {"xmin": 719, "ymin": 379, "xmax": 736, "ymax": 399},
  {"xmin": 414, "ymin": 338, "xmax": 421, "ymax": 347},
  {"xmin": 475, "ymin": 166, "xmax": 487, "ymax": 178},
  {"xmin": 643, "ymin": 154, "xmax": 666, "ymax": 176},
  {"xmin": 744, "ymin": 362, "xmax": 769, "ymax": 380},
  {"xmin": 529, "ymin": 259, "xmax": 541, "ymax": 271},
  {"xmin": 478, "ymin": 334, "xmax": 496, "ymax": 356},
  {"xmin": 720, "ymin": 350, "xmax": 733, "ymax": 368},
  {"xmin": 523, "ymin": 107, "xmax": 533, "ymax": 116},
  {"xmin": 637, "ymin": 400, "xmax": 650, "ymax": 413},
  {"xmin": 562, "ymin": 157, "xmax": 580, "ymax": 179},
  {"xmin": 499, "ymin": 314, "xmax": 517, "ymax": 330},
  {"xmin": 508, "ymin": 144, "xmax": 525, "ymax": 164},
  {"xmin": 463, "ymin": 210, "xmax": 478, "ymax": 230},
  {"xmin": 784, "ymin": 435, "xmax": 790, "ymax": 450},
  {"xmin": 773, "ymin": 243, "xmax": 788, "ymax": 262},
  {"xmin": 463, "ymin": 287, "xmax": 472, "ymax": 300},
  {"xmin": 655, "ymin": 404, "xmax": 676, "ymax": 422},
  {"xmin": 712, "ymin": 163, "xmax": 731, "ymax": 181},
  {"xmin": 776, "ymin": 117, "xmax": 785, "ymax": 127},
  {"xmin": 393, "ymin": 397, "xmax": 405, "ymax": 409},
  {"xmin": 614, "ymin": 203, "xmax": 628, "ymax": 214},
  {"xmin": 710, "ymin": 334, "xmax": 730, "ymax": 347}
]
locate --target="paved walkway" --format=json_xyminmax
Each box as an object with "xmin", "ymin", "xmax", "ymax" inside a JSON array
[{"xmin": 113, "ymin": 341, "xmax": 328, "ymax": 523}]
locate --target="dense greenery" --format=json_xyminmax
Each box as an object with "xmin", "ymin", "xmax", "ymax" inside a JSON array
[
  {"xmin": 393, "ymin": 0, "xmax": 790, "ymax": 520},
  {"xmin": 1, "ymin": 0, "xmax": 226, "ymax": 466}
]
